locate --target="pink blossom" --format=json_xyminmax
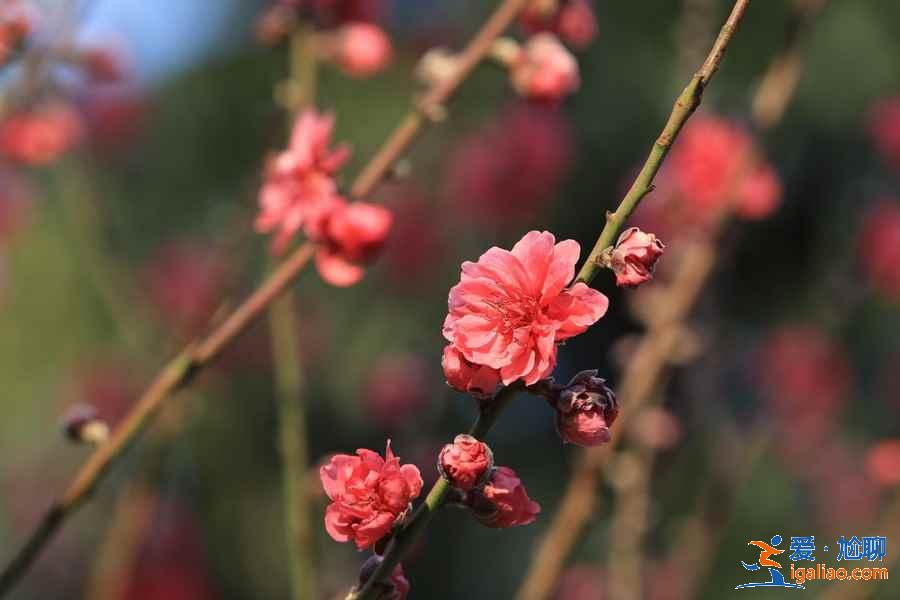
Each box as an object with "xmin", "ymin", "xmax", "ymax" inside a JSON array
[
  {"xmin": 438, "ymin": 434, "xmax": 493, "ymax": 490},
  {"xmin": 520, "ymin": 0, "xmax": 597, "ymax": 50},
  {"xmin": 865, "ymin": 440, "xmax": 900, "ymax": 488},
  {"xmin": 443, "ymin": 231, "xmax": 608, "ymax": 386},
  {"xmin": 0, "ymin": 102, "xmax": 83, "ymax": 165},
  {"xmin": 756, "ymin": 325, "xmax": 852, "ymax": 418},
  {"xmin": 857, "ymin": 200, "xmax": 900, "ymax": 300},
  {"xmin": 609, "ymin": 227, "xmax": 665, "ymax": 287},
  {"xmin": 667, "ymin": 114, "xmax": 751, "ymax": 217},
  {"xmin": 83, "ymin": 89, "xmax": 147, "ymax": 152},
  {"xmin": 144, "ymin": 241, "xmax": 226, "ymax": 338},
  {"xmin": 446, "ymin": 104, "xmax": 573, "ymax": 225},
  {"xmin": 335, "ymin": 22, "xmax": 392, "ymax": 78},
  {"xmin": 315, "ymin": 200, "xmax": 392, "ymax": 286},
  {"xmin": 442, "ymin": 345, "xmax": 502, "ymax": 399},
  {"xmin": 734, "ymin": 163, "xmax": 782, "ymax": 220},
  {"xmin": 255, "ymin": 109, "xmax": 350, "ymax": 254},
  {"xmin": 554, "ymin": 565, "xmax": 606, "ymax": 600},
  {"xmin": 867, "ymin": 95, "xmax": 900, "ymax": 169},
  {"xmin": 511, "ymin": 33, "xmax": 580, "ymax": 103},
  {"xmin": 476, "ymin": 466, "xmax": 540, "ymax": 528},
  {"xmin": 79, "ymin": 43, "xmax": 130, "ymax": 83},
  {"xmin": 320, "ymin": 441, "xmax": 423, "ymax": 549},
  {"xmin": 0, "ymin": 1, "xmax": 33, "ymax": 64},
  {"xmin": 364, "ymin": 353, "xmax": 430, "ymax": 428}
]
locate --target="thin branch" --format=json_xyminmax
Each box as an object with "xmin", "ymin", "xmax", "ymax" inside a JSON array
[
  {"xmin": 0, "ymin": 0, "xmax": 531, "ymax": 591},
  {"xmin": 515, "ymin": 1, "xmax": 825, "ymax": 597},
  {"xmin": 575, "ymin": 0, "xmax": 751, "ymax": 286}
]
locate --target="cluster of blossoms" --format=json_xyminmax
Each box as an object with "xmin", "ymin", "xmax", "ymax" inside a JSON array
[
  {"xmin": 255, "ymin": 109, "xmax": 392, "ymax": 286},
  {"xmin": 256, "ymin": 0, "xmax": 392, "ymax": 79},
  {"xmin": 519, "ymin": 0, "xmax": 597, "ymax": 50}
]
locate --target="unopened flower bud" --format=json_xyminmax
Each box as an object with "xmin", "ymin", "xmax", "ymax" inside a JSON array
[
  {"xmin": 356, "ymin": 556, "xmax": 410, "ymax": 600},
  {"xmin": 415, "ymin": 47, "xmax": 459, "ymax": 88},
  {"xmin": 438, "ymin": 434, "xmax": 493, "ymax": 490},
  {"xmin": 610, "ymin": 227, "xmax": 665, "ymax": 288},
  {"xmin": 61, "ymin": 403, "xmax": 109, "ymax": 445},
  {"xmin": 468, "ymin": 466, "xmax": 540, "ymax": 528},
  {"xmin": 510, "ymin": 33, "xmax": 579, "ymax": 103},
  {"xmin": 441, "ymin": 345, "xmax": 501, "ymax": 399},
  {"xmin": 554, "ymin": 370, "xmax": 617, "ymax": 446}
]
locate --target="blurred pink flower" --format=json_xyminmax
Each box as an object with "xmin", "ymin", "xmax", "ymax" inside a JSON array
[
  {"xmin": 256, "ymin": 109, "xmax": 350, "ymax": 254},
  {"xmin": 83, "ymin": 89, "xmax": 148, "ymax": 152},
  {"xmin": 734, "ymin": 164, "xmax": 782, "ymax": 220},
  {"xmin": 0, "ymin": 1, "xmax": 33, "ymax": 64},
  {"xmin": 446, "ymin": 104, "xmax": 573, "ymax": 225},
  {"xmin": 320, "ymin": 441, "xmax": 423, "ymax": 549},
  {"xmin": 79, "ymin": 42, "xmax": 130, "ymax": 83},
  {"xmin": 0, "ymin": 102, "xmax": 83, "ymax": 165},
  {"xmin": 553, "ymin": 565, "xmax": 605, "ymax": 600},
  {"xmin": 438, "ymin": 434, "xmax": 493, "ymax": 490},
  {"xmin": 476, "ymin": 466, "xmax": 540, "ymax": 528},
  {"xmin": 756, "ymin": 325, "xmax": 852, "ymax": 418},
  {"xmin": 520, "ymin": 0, "xmax": 597, "ymax": 50},
  {"xmin": 315, "ymin": 200, "xmax": 392, "ymax": 286},
  {"xmin": 666, "ymin": 113, "xmax": 781, "ymax": 224},
  {"xmin": 443, "ymin": 231, "xmax": 608, "ymax": 386},
  {"xmin": 364, "ymin": 353, "xmax": 430, "ymax": 427},
  {"xmin": 865, "ymin": 440, "xmax": 900, "ymax": 488},
  {"xmin": 381, "ymin": 189, "xmax": 446, "ymax": 285},
  {"xmin": 144, "ymin": 241, "xmax": 226, "ymax": 337},
  {"xmin": 857, "ymin": 199, "xmax": 900, "ymax": 300},
  {"xmin": 867, "ymin": 95, "xmax": 900, "ymax": 169},
  {"xmin": 511, "ymin": 33, "xmax": 580, "ymax": 103},
  {"xmin": 335, "ymin": 22, "xmax": 392, "ymax": 77},
  {"xmin": 610, "ymin": 227, "xmax": 665, "ymax": 288}
]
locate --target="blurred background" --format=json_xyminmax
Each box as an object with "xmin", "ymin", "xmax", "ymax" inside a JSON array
[{"xmin": 1, "ymin": 0, "xmax": 899, "ymax": 598}]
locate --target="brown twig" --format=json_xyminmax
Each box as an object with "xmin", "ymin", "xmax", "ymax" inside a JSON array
[
  {"xmin": 515, "ymin": 1, "xmax": 825, "ymax": 597},
  {"xmin": 0, "ymin": 0, "xmax": 533, "ymax": 592}
]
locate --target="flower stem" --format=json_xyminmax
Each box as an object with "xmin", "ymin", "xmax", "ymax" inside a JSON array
[
  {"xmin": 576, "ymin": 0, "xmax": 751, "ymax": 286},
  {"xmin": 270, "ymin": 25, "xmax": 319, "ymax": 600}
]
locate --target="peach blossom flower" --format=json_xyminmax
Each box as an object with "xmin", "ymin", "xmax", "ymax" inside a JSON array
[
  {"xmin": 443, "ymin": 231, "xmax": 608, "ymax": 386},
  {"xmin": 438, "ymin": 434, "xmax": 493, "ymax": 490},
  {"xmin": 315, "ymin": 200, "xmax": 392, "ymax": 286},
  {"xmin": 256, "ymin": 109, "xmax": 350, "ymax": 254},
  {"xmin": 320, "ymin": 441, "xmax": 423, "ymax": 549},
  {"xmin": 520, "ymin": 0, "xmax": 597, "ymax": 50},
  {"xmin": 857, "ymin": 200, "xmax": 900, "ymax": 300},
  {"xmin": 734, "ymin": 163, "xmax": 782, "ymax": 220},
  {"xmin": 475, "ymin": 466, "xmax": 540, "ymax": 528},
  {"xmin": 867, "ymin": 95, "xmax": 900, "ymax": 169},
  {"xmin": 511, "ymin": 33, "xmax": 580, "ymax": 103},
  {"xmin": 335, "ymin": 22, "xmax": 392, "ymax": 77},
  {"xmin": 0, "ymin": 102, "xmax": 83, "ymax": 165},
  {"xmin": 442, "ymin": 345, "xmax": 502, "ymax": 399},
  {"xmin": 865, "ymin": 440, "xmax": 900, "ymax": 488},
  {"xmin": 610, "ymin": 227, "xmax": 665, "ymax": 288},
  {"xmin": 0, "ymin": 1, "xmax": 33, "ymax": 64},
  {"xmin": 668, "ymin": 114, "xmax": 751, "ymax": 215},
  {"xmin": 446, "ymin": 104, "xmax": 574, "ymax": 225}
]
